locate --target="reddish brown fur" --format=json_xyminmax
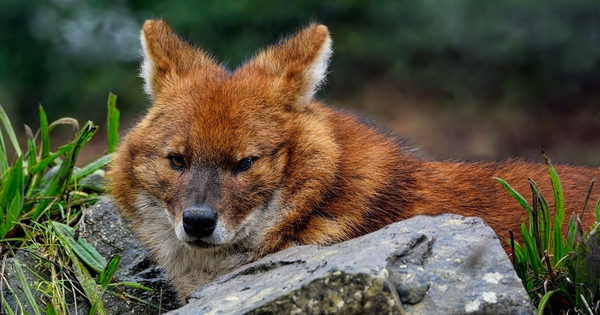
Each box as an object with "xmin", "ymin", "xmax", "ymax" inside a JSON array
[{"xmin": 108, "ymin": 20, "xmax": 599, "ymax": 299}]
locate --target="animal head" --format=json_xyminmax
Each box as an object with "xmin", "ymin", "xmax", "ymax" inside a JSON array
[{"xmin": 109, "ymin": 20, "xmax": 335, "ymax": 250}]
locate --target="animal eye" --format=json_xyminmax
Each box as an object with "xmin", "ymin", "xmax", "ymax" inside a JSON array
[
  {"xmin": 168, "ymin": 154, "xmax": 186, "ymax": 170},
  {"xmin": 234, "ymin": 157, "xmax": 254, "ymax": 173}
]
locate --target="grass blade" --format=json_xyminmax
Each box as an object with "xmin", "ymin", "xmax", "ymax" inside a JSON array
[
  {"xmin": 90, "ymin": 255, "xmax": 120, "ymax": 315},
  {"xmin": 529, "ymin": 179, "xmax": 552, "ymax": 253},
  {"xmin": 496, "ymin": 177, "xmax": 533, "ymax": 216},
  {"xmin": 0, "ymin": 157, "xmax": 24, "ymax": 238},
  {"xmin": 30, "ymin": 144, "xmax": 73, "ymax": 175},
  {"xmin": 46, "ymin": 302, "xmax": 58, "ymax": 315},
  {"xmin": 579, "ymin": 179, "xmax": 595, "ymax": 224},
  {"xmin": 112, "ymin": 282, "xmax": 153, "ymax": 291},
  {"xmin": 26, "ymin": 132, "xmax": 37, "ymax": 175},
  {"xmin": 33, "ymin": 122, "xmax": 98, "ymax": 220},
  {"xmin": 498, "ymin": 154, "xmax": 599, "ymax": 313},
  {"xmin": 98, "ymin": 255, "xmax": 120, "ymax": 287},
  {"xmin": 3, "ymin": 304, "xmax": 16, "ymax": 315},
  {"xmin": 594, "ymin": 197, "xmax": 600, "ymax": 222},
  {"xmin": 537, "ymin": 289, "xmax": 559, "ymax": 315},
  {"xmin": 48, "ymin": 117, "xmax": 79, "ymax": 134},
  {"xmin": 2, "ymin": 275, "xmax": 20, "ymax": 315},
  {"xmin": 38, "ymin": 105, "xmax": 50, "ymax": 160},
  {"xmin": 521, "ymin": 222, "xmax": 540, "ymax": 278},
  {"xmin": 69, "ymin": 252, "xmax": 106, "ymax": 315},
  {"xmin": 0, "ymin": 117, "xmax": 7, "ymax": 177},
  {"xmin": 1, "ymin": 96, "xmax": 130, "ymax": 314},
  {"xmin": 71, "ymin": 153, "xmax": 113, "ymax": 184},
  {"xmin": 543, "ymin": 153, "xmax": 565, "ymax": 262},
  {"xmin": 0, "ymin": 105, "xmax": 22, "ymax": 157},
  {"xmin": 52, "ymin": 222, "xmax": 107, "ymax": 272},
  {"xmin": 565, "ymin": 213, "xmax": 577, "ymax": 252},
  {"xmin": 12, "ymin": 259, "xmax": 42, "ymax": 315},
  {"xmin": 107, "ymin": 93, "xmax": 119, "ymax": 154},
  {"xmin": 4, "ymin": 195, "xmax": 23, "ymax": 240}
]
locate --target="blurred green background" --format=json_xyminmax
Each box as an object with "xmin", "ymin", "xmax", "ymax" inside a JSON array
[{"xmin": 1, "ymin": 0, "xmax": 599, "ymax": 164}]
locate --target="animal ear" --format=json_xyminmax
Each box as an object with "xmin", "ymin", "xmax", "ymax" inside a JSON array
[
  {"xmin": 140, "ymin": 19, "xmax": 217, "ymax": 100},
  {"xmin": 244, "ymin": 23, "xmax": 332, "ymax": 110}
]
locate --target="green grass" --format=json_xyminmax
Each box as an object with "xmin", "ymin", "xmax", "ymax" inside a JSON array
[
  {"xmin": 0, "ymin": 94, "xmax": 157, "ymax": 314},
  {"xmin": 497, "ymin": 152, "xmax": 600, "ymax": 315}
]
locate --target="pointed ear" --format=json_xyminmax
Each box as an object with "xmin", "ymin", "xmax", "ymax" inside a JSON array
[
  {"xmin": 140, "ymin": 20, "xmax": 217, "ymax": 100},
  {"xmin": 244, "ymin": 23, "xmax": 332, "ymax": 109}
]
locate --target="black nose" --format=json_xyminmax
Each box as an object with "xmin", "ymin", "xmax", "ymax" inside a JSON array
[{"xmin": 182, "ymin": 207, "xmax": 217, "ymax": 238}]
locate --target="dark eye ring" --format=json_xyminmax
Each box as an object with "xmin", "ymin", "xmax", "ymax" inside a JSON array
[
  {"xmin": 168, "ymin": 154, "xmax": 186, "ymax": 170},
  {"xmin": 234, "ymin": 157, "xmax": 255, "ymax": 173}
]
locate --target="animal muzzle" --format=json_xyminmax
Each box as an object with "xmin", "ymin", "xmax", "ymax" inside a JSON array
[{"xmin": 182, "ymin": 207, "xmax": 217, "ymax": 238}]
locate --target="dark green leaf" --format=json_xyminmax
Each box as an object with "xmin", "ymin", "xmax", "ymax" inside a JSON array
[
  {"xmin": 69, "ymin": 251, "xmax": 107, "ymax": 315},
  {"xmin": 495, "ymin": 177, "xmax": 533, "ymax": 216},
  {"xmin": 0, "ymin": 105, "xmax": 22, "ymax": 157},
  {"xmin": 71, "ymin": 153, "xmax": 112, "ymax": 184},
  {"xmin": 0, "ymin": 157, "xmax": 24, "ymax": 238},
  {"xmin": 107, "ymin": 93, "xmax": 120, "ymax": 154},
  {"xmin": 26, "ymin": 137, "xmax": 36, "ymax": 175},
  {"xmin": 52, "ymin": 222, "xmax": 107, "ymax": 272},
  {"xmin": 537, "ymin": 289, "xmax": 559, "ymax": 315},
  {"xmin": 98, "ymin": 255, "xmax": 120, "ymax": 287},
  {"xmin": 91, "ymin": 255, "xmax": 121, "ymax": 315},
  {"xmin": 13, "ymin": 259, "xmax": 43, "ymax": 315},
  {"xmin": 30, "ymin": 144, "xmax": 73, "ymax": 175},
  {"xmin": 543, "ymin": 152, "xmax": 565, "ymax": 261},
  {"xmin": 39, "ymin": 105, "xmax": 50, "ymax": 160},
  {"xmin": 33, "ymin": 122, "xmax": 98, "ymax": 220}
]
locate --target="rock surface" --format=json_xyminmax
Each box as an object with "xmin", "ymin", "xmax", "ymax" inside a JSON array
[
  {"xmin": 83, "ymin": 198, "xmax": 180, "ymax": 313},
  {"xmin": 2, "ymin": 200, "xmax": 533, "ymax": 314},
  {"xmin": 169, "ymin": 214, "xmax": 533, "ymax": 315}
]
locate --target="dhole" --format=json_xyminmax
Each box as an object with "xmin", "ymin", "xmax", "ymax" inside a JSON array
[{"xmin": 108, "ymin": 20, "xmax": 600, "ymax": 300}]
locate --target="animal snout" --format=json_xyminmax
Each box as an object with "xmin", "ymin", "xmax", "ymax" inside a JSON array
[{"xmin": 182, "ymin": 207, "xmax": 217, "ymax": 238}]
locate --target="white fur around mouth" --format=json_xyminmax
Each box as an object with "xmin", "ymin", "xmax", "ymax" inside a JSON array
[
  {"xmin": 171, "ymin": 189, "xmax": 284, "ymax": 251},
  {"xmin": 187, "ymin": 239, "xmax": 220, "ymax": 249}
]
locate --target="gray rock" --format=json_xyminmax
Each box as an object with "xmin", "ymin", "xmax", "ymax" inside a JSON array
[
  {"xmin": 79, "ymin": 169, "xmax": 107, "ymax": 189},
  {"xmin": 83, "ymin": 197, "xmax": 181, "ymax": 313},
  {"xmin": 2, "ymin": 202, "xmax": 534, "ymax": 315},
  {"xmin": 169, "ymin": 214, "xmax": 533, "ymax": 315},
  {"xmin": 1, "ymin": 198, "xmax": 179, "ymax": 314},
  {"xmin": 2, "ymin": 250, "xmax": 46, "ymax": 314}
]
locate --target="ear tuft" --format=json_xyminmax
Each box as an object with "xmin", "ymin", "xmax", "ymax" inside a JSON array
[
  {"xmin": 139, "ymin": 21, "xmax": 158, "ymax": 98},
  {"xmin": 139, "ymin": 19, "xmax": 218, "ymax": 101},
  {"xmin": 243, "ymin": 24, "xmax": 333, "ymax": 110},
  {"xmin": 302, "ymin": 25, "xmax": 332, "ymax": 104},
  {"xmin": 140, "ymin": 20, "xmax": 178, "ymax": 100}
]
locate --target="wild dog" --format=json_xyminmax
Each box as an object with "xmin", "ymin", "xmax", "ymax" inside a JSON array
[{"xmin": 108, "ymin": 20, "xmax": 600, "ymax": 300}]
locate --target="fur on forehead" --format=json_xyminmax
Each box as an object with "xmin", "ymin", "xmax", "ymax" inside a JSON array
[{"xmin": 139, "ymin": 20, "xmax": 332, "ymax": 111}]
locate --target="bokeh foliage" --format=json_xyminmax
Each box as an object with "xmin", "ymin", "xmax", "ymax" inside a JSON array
[{"xmin": 1, "ymin": 0, "xmax": 600, "ymax": 125}]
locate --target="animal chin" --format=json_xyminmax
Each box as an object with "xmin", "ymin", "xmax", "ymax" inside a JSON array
[{"xmin": 187, "ymin": 239, "xmax": 220, "ymax": 249}]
